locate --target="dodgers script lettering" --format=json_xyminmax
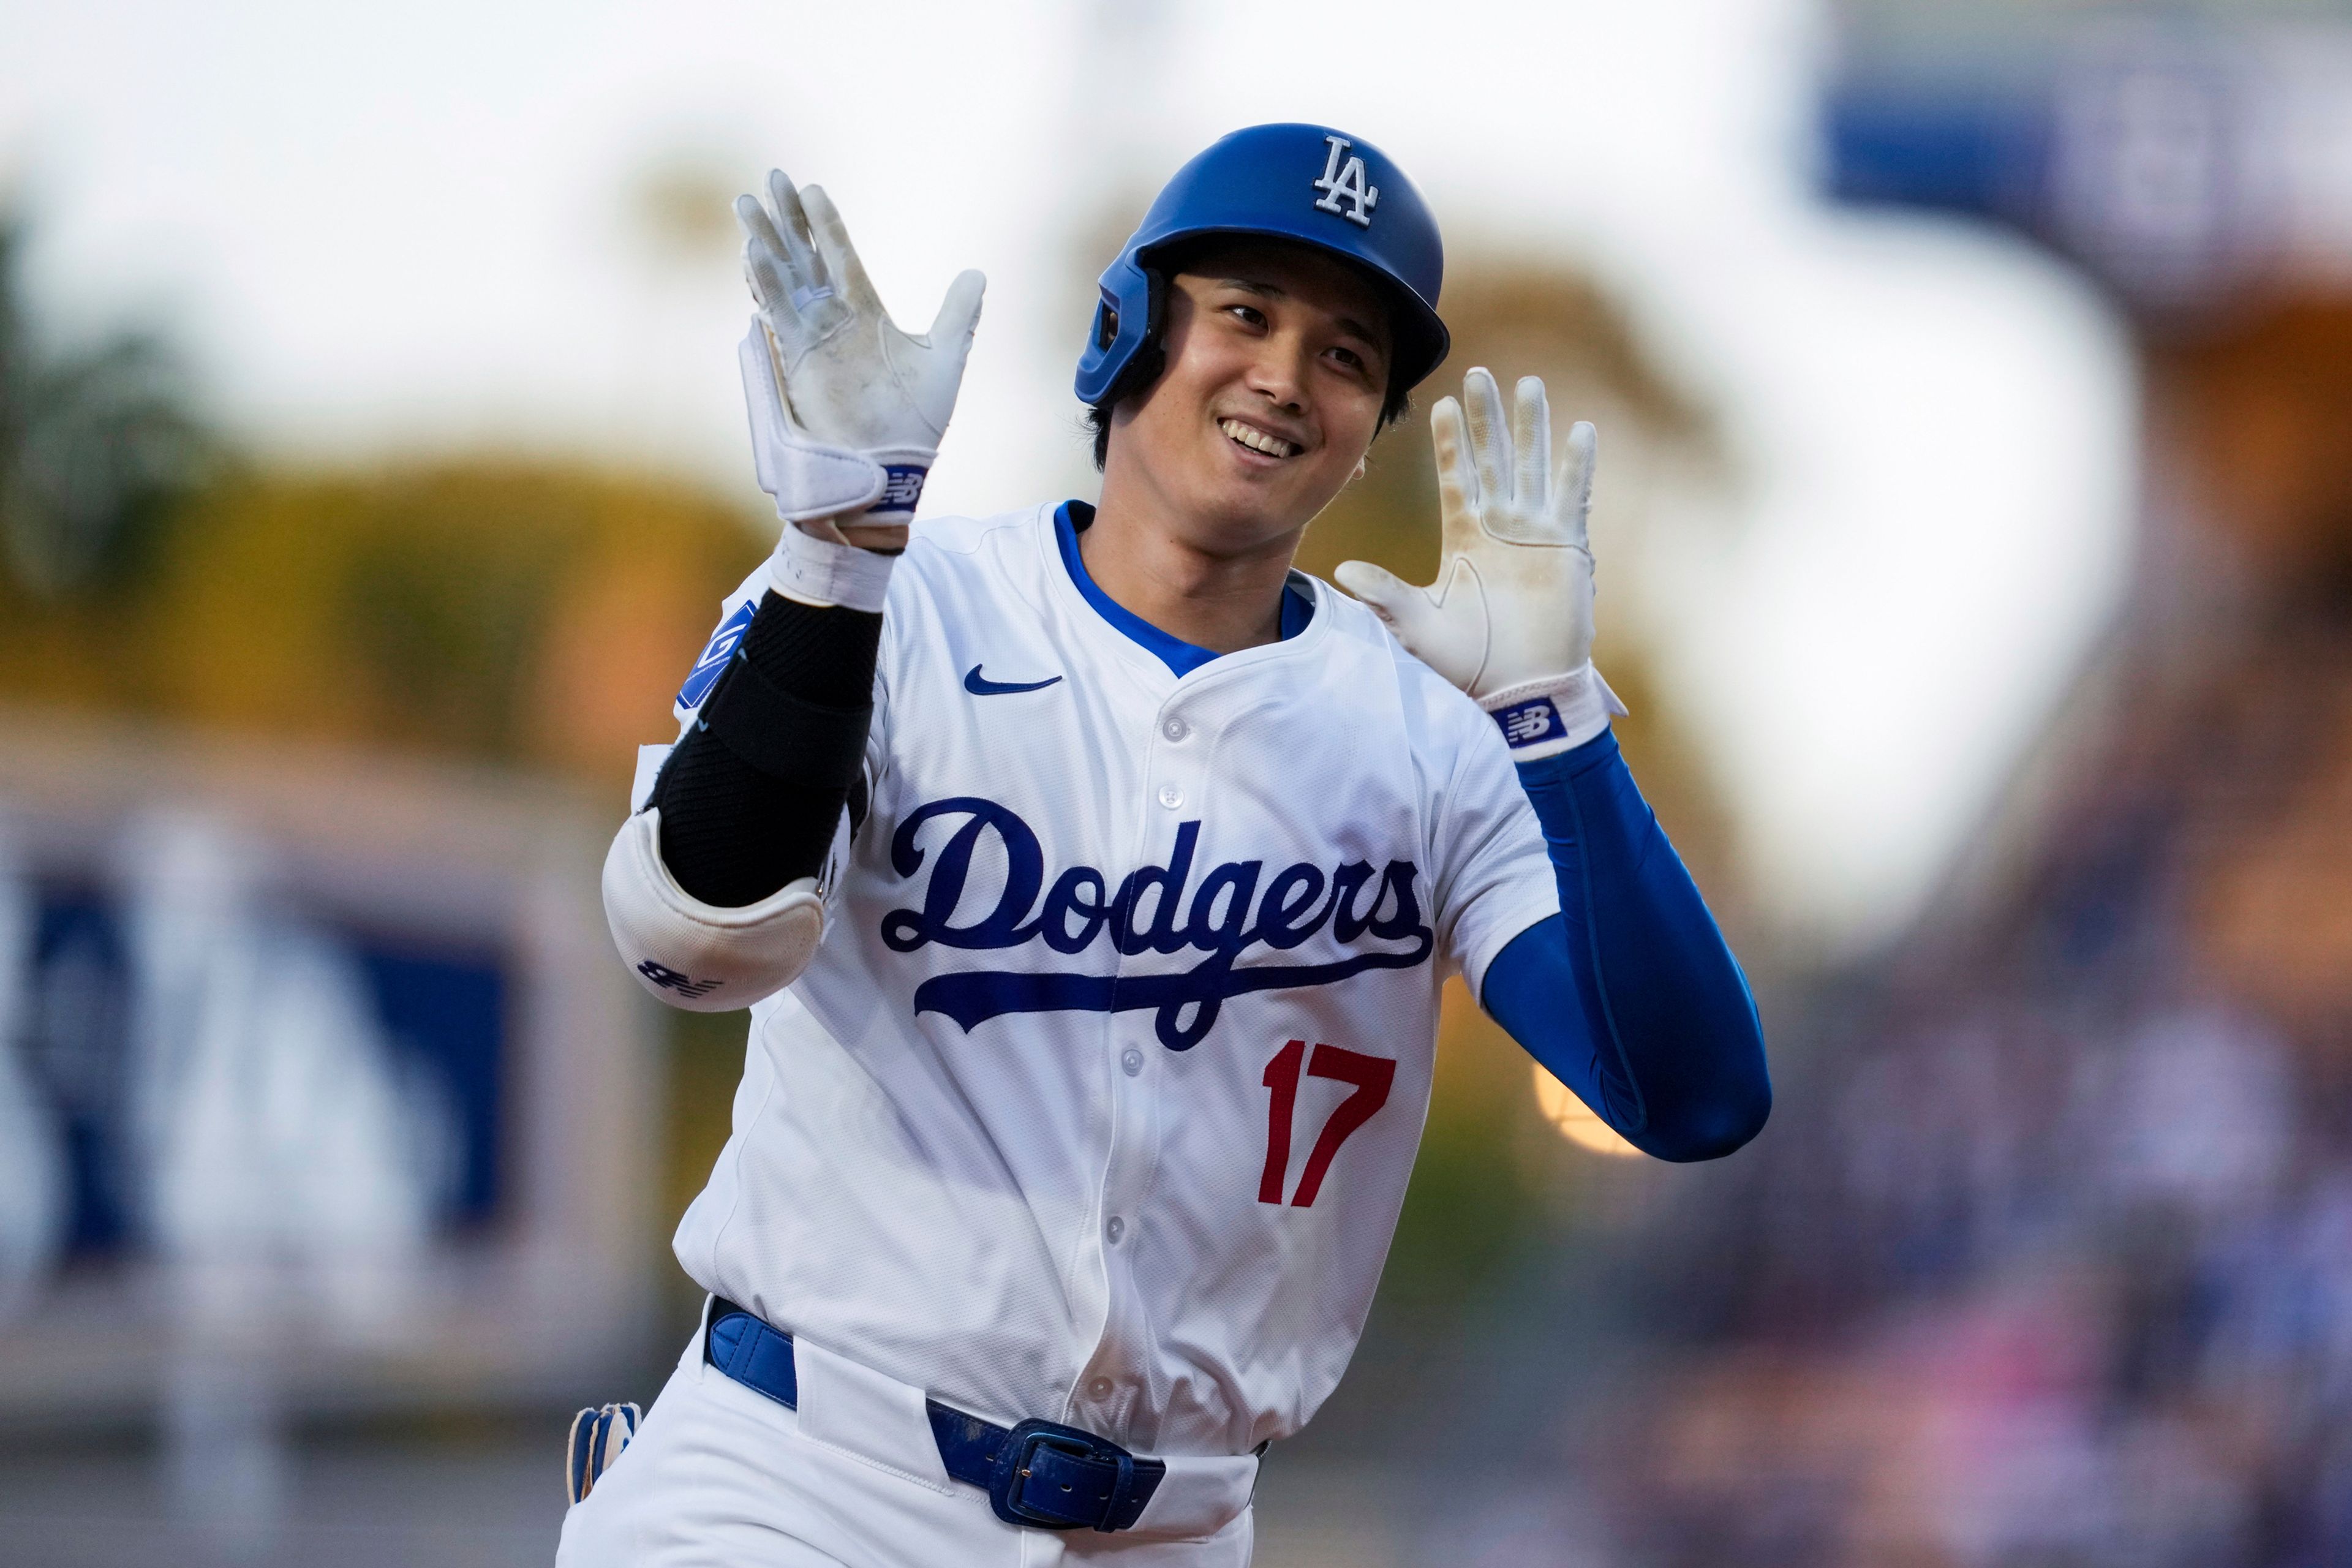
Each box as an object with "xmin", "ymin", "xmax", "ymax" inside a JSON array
[{"xmin": 882, "ymin": 797, "xmax": 1433, "ymax": 1050}]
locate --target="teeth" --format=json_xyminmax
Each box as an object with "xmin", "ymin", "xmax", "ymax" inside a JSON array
[{"xmin": 1219, "ymin": 418, "xmax": 1299, "ymax": 458}]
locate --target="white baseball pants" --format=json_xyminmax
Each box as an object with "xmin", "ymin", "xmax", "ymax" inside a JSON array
[{"xmin": 555, "ymin": 1332, "xmax": 1256, "ymax": 1567}]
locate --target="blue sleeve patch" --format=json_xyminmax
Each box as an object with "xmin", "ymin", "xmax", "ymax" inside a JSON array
[
  {"xmin": 677, "ymin": 599, "xmax": 757, "ymax": 710},
  {"xmin": 1491, "ymin": 695, "xmax": 1565, "ymax": 750}
]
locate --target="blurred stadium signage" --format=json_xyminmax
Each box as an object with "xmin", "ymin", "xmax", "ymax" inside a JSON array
[
  {"xmin": 0, "ymin": 709, "xmax": 660, "ymax": 1422},
  {"xmin": 1826, "ymin": 18, "xmax": 2352, "ymax": 311}
]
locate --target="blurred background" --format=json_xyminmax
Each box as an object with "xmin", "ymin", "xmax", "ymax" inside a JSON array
[{"xmin": 2, "ymin": 0, "xmax": 2349, "ymax": 1562}]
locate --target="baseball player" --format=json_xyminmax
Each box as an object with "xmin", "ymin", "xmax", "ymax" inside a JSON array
[{"xmin": 565, "ymin": 123, "xmax": 1770, "ymax": 1567}]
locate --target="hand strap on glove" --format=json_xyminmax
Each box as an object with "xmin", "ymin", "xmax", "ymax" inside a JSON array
[
  {"xmin": 739, "ymin": 326, "xmax": 932, "ymax": 526},
  {"xmin": 1480, "ymin": 664, "xmax": 1629, "ymax": 762}
]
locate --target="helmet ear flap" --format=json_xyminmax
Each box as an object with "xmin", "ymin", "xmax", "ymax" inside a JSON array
[
  {"xmin": 1100, "ymin": 270, "xmax": 1170, "ymax": 409},
  {"xmin": 1093, "ymin": 266, "xmax": 1169, "ymax": 355},
  {"xmin": 1082, "ymin": 268, "xmax": 1172, "ymax": 471},
  {"xmin": 1075, "ymin": 257, "xmax": 1163, "ymax": 405}
]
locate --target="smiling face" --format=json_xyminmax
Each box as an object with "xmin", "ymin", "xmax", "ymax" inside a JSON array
[{"xmin": 1099, "ymin": 239, "xmax": 1395, "ymax": 557}]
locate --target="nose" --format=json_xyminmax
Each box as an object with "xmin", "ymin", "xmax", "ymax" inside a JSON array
[{"xmin": 1243, "ymin": 331, "xmax": 1312, "ymax": 415}]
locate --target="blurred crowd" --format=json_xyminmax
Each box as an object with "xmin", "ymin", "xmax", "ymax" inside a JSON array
[{"xmin": 1597, "ymin": 618, "xmax": 2352, "ymax": 1567}]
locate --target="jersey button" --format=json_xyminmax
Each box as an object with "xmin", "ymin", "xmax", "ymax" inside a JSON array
[
  {"xmin": 1158, "ymin": 784, "xmax": 1183, "ymax": 810},
  {"xmin": 1121, "ymin": 1048, "xmax": 1144, "ymax": 1077},
  {"xmin": 1104, "ymin": 1215, "xmax": 1126, "ymax": 1245},
  {"xmin": 1087, "ymin": 1376, "xmax": 1114, "ymax": 1400},
  {"xmin": 1161, "ymin": 716, "xmax": 1189, "ymax": 742}
]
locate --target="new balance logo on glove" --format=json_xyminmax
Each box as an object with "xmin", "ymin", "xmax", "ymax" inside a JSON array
[
  {"xmin": 1496, "ymin": 698, "xmax": 1562, "ymax": 748},
  {"xmin": 875, "ymin": 465, "xmax": 928, "ymax": 514}
]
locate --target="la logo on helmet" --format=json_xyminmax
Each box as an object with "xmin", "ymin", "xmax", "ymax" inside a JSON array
[{"xmin": 1312, "ymin": 135, "xmax": 1379, "ymax": 227}]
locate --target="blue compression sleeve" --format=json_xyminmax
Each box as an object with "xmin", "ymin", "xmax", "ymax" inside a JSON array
[{"xmin": 1480, "ymin": 729, "xmax": 1771, "ymax": 1162}]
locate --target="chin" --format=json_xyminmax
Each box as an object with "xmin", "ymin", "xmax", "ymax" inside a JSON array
[
  {"xmin": 1180, "ymin": 469, "xmax": 1310, "ymax": 549},
  {"xmin": 1186, "ymin": 451, "xmax": 1333, "ymax": 539}
]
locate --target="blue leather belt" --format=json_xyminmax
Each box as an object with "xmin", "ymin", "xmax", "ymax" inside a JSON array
[{"xmin": 704, "ymin": 1297, "xmax": 1166, "ymax": 1533}]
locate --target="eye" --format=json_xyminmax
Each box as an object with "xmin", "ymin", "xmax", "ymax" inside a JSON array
[
  {"xmin": 1326, "ymin": 344, "xmax": 1378, "ymax": 382},
  {"xmin": 1223, "ymin": 303, "xmax": 1267, "ymax": 329}
]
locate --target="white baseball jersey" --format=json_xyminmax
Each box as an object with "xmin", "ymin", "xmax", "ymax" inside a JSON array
[{"xmin": 657, "ymin": 501, "xmax": 1560, "ymax": 1461}]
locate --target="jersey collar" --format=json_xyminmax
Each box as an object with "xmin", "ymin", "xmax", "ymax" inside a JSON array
[{"xmin": 1053, "ymin": 501, "xmax": 1314, "ymax": 679}]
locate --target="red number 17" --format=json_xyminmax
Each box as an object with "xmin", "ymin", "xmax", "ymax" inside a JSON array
[{"xmin": 1259, "ymin": 1040, "xmax": 1395, "ymax": 1208}]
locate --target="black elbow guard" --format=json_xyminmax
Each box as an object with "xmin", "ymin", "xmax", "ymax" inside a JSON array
[
  {"xmin": 699, "ymin": 640, "xmax": 872, "ymax": 792},
  {"xmin": 652, "ymin": 593, "xmax": 882, "ymax": 908}
]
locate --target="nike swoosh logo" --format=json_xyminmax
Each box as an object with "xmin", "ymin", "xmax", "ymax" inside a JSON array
[{"xmin": 964, "ymin": 665, "xmax": 1063, "ymax": 696}]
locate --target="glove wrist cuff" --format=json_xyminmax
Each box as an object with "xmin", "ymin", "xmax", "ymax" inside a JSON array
[
  {"xmin": 1477, "ymin": 664, "xmax": 1627, "ymax": 760},
  {"xmin": 767, "ymin": 521, "xmax": 897, "ymax": 613}
]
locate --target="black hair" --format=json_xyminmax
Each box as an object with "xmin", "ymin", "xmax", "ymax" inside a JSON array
[{"xmin": 1085, "ymin": 253, "xmax": 1416, "ymax": 472}]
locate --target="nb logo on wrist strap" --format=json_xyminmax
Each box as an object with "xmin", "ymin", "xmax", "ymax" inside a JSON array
[
  {"xmin": 1492, "ymin": 696, "xmax": 1563, "ymax": 749},
  {"xmin": 870, "ymin": 464, "xmax": 927, "ymax": 517}
]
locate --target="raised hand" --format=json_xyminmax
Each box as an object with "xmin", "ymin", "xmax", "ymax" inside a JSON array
[
  {"xmin": 735, "ymin": 170, "xmax": 986, "ymax": 546},
  {"xmin": 1336, "ymin": 367, "xmax": 1623, "ymax": 756}
]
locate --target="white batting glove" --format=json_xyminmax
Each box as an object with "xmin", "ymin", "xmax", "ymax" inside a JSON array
[
  {"xmin": 736, "ymin": 169, "xmax": 986, "ymax": 553},
  {"xmin": 1335, "ymin": 368, "xmax": 1625, "ymax": 761}
]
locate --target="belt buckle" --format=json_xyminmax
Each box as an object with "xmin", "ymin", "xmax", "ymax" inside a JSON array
[{"xmin": 988, "ymin": 1417, "xmax": 1138, "ymax": 1532}]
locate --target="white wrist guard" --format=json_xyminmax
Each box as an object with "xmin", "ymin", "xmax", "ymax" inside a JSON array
[
  {"xmin": 1479, "ymin": 663, "xmax": 1627, "ymax": 762},
  {"xmin": 740, "ymin": 327, "xmax": 933, "ymax": 527},
  {"xmin": 767, "ymin": 519, "xmax": 896, "ymax": 613},
  {"xmin": 601, "ymin": 809, "xmax": 824, "ymax": 1012}
]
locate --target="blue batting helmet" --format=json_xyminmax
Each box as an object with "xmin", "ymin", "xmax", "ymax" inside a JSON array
[{"xmin": 1074, "ymin": 124, "xmax": 1449, "ymax": 407}]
